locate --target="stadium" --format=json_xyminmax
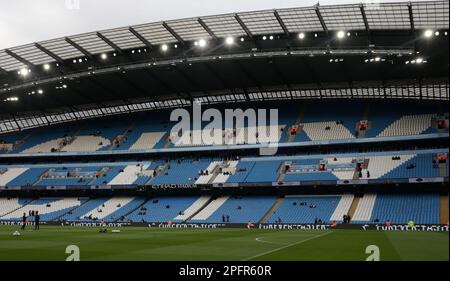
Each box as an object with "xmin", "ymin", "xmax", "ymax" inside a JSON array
[{"xmin": 0, "ymin": 0, "xmax": 448, "ymax": 263}]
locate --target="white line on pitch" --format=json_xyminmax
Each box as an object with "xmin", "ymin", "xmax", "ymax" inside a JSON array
[
  {"xmin": 242, "ymin": 231, "xmax": 334, "ymax": 261},
  {"xmin": 255, "ymin": 237, "xmax": 288, "ymax": 245}
]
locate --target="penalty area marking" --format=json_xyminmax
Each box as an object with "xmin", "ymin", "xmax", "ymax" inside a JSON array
[{"xmin": 242, "ymin": 231, "xmax": 334, "ymax": 261}]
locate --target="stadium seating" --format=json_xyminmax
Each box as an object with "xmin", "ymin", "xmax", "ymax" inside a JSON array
[
  {"xmin": 108, "ymin": 164, "xmax": 152, "ymax": 185},
  {"xmin": 60, "ymin": 136, "xmax": 111, "ymax": 152},
  {"xmin": 212, "ymin": 161, "xmax": 239, "ymax": 184},
  {"xmin": 0, "ymin": 198, "xmax": 33, "ymax": 216},
  {"xmin": 378, "ymin": 114, "xmax": 435, "ymax": 137},
  {"xmin": 266, "ymin": 196, "xmax": 342, "ymax": 224},
  {"xmin": 150, "ymin": 159, "xmax": 211, "ymax": 185},
  {"xmin": 129, "ymin": 132, "xmax": 166, "ymax": 150},
  {"xmin": 125, "ymin": 197, "xmax": 199, "ymax": 223},
  {"xmin": 352, "ymin": 194, "xmax": 440, "ymax": 224},
  {"xmin": 0, "ymin": 193, "xmax": 443, "ymax": 225},
  {"xmin": 352, "ymin": 194, "xmax": 377, "ymax": 222},
  {"xmin": 105, "ymin": 197, "xmax": 147, "ymax": 222},
  {"xmin": 190, "ymin": 196, "xmax": 277, "ymax": 223},
  {"xmin": 5, "ymin": 168, "xmax": 48, "ymax": 187},
  {"xmin": 329, "ymin": 194, "xmax": 354, "ymax": 221},
  {"xmin": 3, "ymin": 102, "xmax": 446, "ymax": 155},
  {"xmin": 244, "ymin": 161, "xmax": 281, "ymax": 183},
  {"xmin": 190, "ymin": 196, "xmax": 230, "ymax": 221},
  {"xmin": 81, "ymin": 197, "xmax": 137, "ymax": 221},
  {"xmin": 0, "ymin": 151, "xmax": 445, "ymax": 188},
  {"xmin": 1, "ymin": 198, "xmax": 85, "ymax": 222},
  {"xmin": 174, "ymin": 196, "xmax": 211, "ymax": 221},
  {"xmin": 380, "ymin": 154, "xmax": 441, "ymax": 179},
  {"xmin": 60, "ymin": 198, "xmax": 110, "ymax": 222},
  {"xmin": 0, "ymin": 168, "xmax": 29, "ymax": 186},
  {"xmin": 301, "ymin": 121, "xmax": 355, "ymax": 141}
]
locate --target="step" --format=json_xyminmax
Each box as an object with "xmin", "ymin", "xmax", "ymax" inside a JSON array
[
  {"xmin": 440, "ymin": 195, "xmax": 449, "ymax": 225},
  {"xmin": 259, "ymin": 197, "xmax": 283, "ymax": 224},
  {"xmin": 347, "ymin": 196, "xmax": 361, "ymax": 219},
  {"xmin": 438, "ymin": 163, "xmax": 447, "ymax": 177}
]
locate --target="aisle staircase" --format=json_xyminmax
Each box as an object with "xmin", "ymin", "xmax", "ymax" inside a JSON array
[
  {"xmin": 259, "ymin": 197, "xmax": 284, "ymax": 224},
  {"xmin": 440, "ymin": 195, "xmax": 449, "ymax": 224}
]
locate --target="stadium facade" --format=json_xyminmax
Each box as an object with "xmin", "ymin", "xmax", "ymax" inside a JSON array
[{"xmin": 0, "ymin": 1, "xmax": 448, "ymax": 229}]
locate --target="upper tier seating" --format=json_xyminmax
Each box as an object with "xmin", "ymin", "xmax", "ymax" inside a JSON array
[
  {"xmin": 108, "ymin": 164, "xmax": 152, "ymax": 185},
  {"xmin": 212, "ymin": 161, "xmax": 239, "ymax": 184},
  {"xmin": 380, "ymin": 154, "xmax": 441, "ymax": 179},
  {"xmin": 17, "ymin": 126, "xmax": 78, "ymax": 154},
  {"xmin": 60, "ymin": 136, "xmax": 111, "ymax": 152},
  {"xmin": 129, "ymin": 132, "xmax": 166, "ymax": 150},
  {"xmin": 4, "ymin": 168, "xmax": 48, "ymax": 187},
  {"xmin": 360, "ymin": 155, "xmax": 416, "ymax": 179},
  {"xmin": 378, "ymin": 114, "xmax": 435, "ymax": 137},
  {"xmin": 1, "ymin": 152, "xmax": 445, "ymax": 188},
  {"xmin": 2, "ymin": 101, "xmax": 447, "ymax": 154},
  {"xmin": 150, "ymin": 159, "xmax": 211, "ymax": 185},
  {"xmin": 301, "ymin": 121, "xmax": 355, "ymax": 141},
  {"xmin": 21, "ymin": 139, "xmax": 62, "ymax": 154},
  {"xmin": 0, "ymin": 168, "xmax": 29, "ymax": 186}
]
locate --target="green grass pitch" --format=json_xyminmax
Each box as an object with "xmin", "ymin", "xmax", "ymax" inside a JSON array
[{"xmin": 0, "ymin": 226, "xmax": 448, "ymax": 261}]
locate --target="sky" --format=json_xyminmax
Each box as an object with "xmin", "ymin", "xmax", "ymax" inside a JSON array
[{"xmin": 0, "ymin": 0, "xmax": 430, "ymax": 49}]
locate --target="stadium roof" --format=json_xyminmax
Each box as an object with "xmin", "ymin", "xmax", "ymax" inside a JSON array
[
  {"xmin": 0, "ymin": 0, "xmax": 448, "ymax": 124},
  {"xmin": 0, "ymin": 0, "xmax": 448, "ymax": 73}
]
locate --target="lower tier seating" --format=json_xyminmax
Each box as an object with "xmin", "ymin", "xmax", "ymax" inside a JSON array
[{"xmin": 0, "ymin": 193, "xmax": 442, "ymax": 225}]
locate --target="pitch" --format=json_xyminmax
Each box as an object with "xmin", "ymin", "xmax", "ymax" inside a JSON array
[{"xmin": 0, "ymin": 226, "xmax": 448, "ymax": 261}]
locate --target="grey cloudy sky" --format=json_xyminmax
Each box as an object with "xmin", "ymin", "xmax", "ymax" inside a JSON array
[{"xmin": 0, "ymin": 0, "xmax": 426, "ymax": 49}]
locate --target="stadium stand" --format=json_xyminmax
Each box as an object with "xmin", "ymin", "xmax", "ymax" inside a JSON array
[
  {"xmin": 190, "ymin": 196, "xmax": 277, "ymax": 223},
  {"xmin": 352, "ymin": 194, "xmax": 441, "ymax": 225},
  {"xmin": 1, "ymin": 103, "xmax": 446, "ymax": 155},
  {"xmin": 60, "ymin": 198, "xmax": 110, "ymax": 222},
  {"xmin": 0, "ymin": 151, "xmax": 447, "ymax": 188},
  {"xmin": 80, "ymin": 197, "xmax": 137, "ymax": 221},
  {"xmin": 352, "ymin": 194, "xmax": 377, "ymax": 222},
  {"xmin": 1, "ymin": 198, "xmax": 85, "ymax": 221},
  {"xmin": 0, "ymin": 198, "xmax": 32, "ymax": 217},
  {"xmin": 175, "ymin": 196, "xmax": 212, "ymax": 221},
  {"xmin": 0, "ymin": 1, "xmax": 447, "ymax": 246},
  {"xmin": 190, "ymin": 196, "xmax": 230, "ymax": 221},
  {"xmin": 126, "ymin": 197, "xmax": 199, "ymax": 223},
  {"xmin": 0, "ymin": 193, "xmax": 444, "ymax": 225},
  {"xmin": 266, "ymin": 196, "xmax": 342, "ymax": 224}
]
